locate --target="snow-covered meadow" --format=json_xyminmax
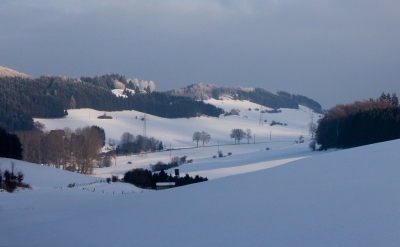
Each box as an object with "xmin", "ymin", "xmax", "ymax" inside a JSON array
[
  {"xmin": 35, "ymin": 98, "xmax": 321, "ymax": 177},
  {"xmin": 1, "ymin": 99, "xmax": 399, "ymax": 246}
]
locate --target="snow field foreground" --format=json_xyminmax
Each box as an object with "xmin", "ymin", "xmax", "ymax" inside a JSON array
[{"xmin": 1, "ymin": 140, "xmax": 400, "ymax": 246}]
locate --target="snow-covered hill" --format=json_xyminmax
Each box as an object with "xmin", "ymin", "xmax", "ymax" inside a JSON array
[
  {"xmin": 0, "ymin": 66, "xmax": 32, "ymax": 78},
  {"xmin": 4, "ymin": 99, "xmax": 399, "ymax": 246},
  {"xmin": 36, "ymin": 98, "xmax": 318, "ymax": 148},
  {"xmin": 35, "ymin": 98, "xmax": 321, "ymax": 177},
  {"xmin": 1, "ymin": 138, "xmax": 400, "ymax": 246}
]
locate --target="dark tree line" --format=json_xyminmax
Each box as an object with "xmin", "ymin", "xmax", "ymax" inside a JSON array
[
  {"xmin": 121, "ymin": 91, "xmax": 224, "ymax": 119},
  {"xmin": 237, "ymin": 88, "xmax": 299, "ymax": 110},
  {"xmin": 316, "ymin": 92, "xmax": 400, "ymax": 150},
  {"xmin": 123, "ymin": 169, "xmax": 207, "ymax": 189},
  {"xmin": 0, "ymin": 127, "xmax": 23, "ymax": 160},
  {"xmin": 0, "ymin": 76, "xmax": 224, "ymax": 131},
  {"xmin": 277, "ymin": 91, "xmax": 323, "ymax": 113}
]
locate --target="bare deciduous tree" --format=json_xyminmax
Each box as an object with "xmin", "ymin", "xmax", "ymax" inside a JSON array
[
  {"xmin": 230, "ymin": 129, "xmax": 245, "ymax": 144},
  {"xmin": 193, "ymin": 132, "xmax": 201, "ymax": 147},
  {"xmin": 141, "ymin": 80, "xmax": 148, "ymax": 92},
  {"xmin": 200, "ymin": 131, "xmax": 211, "ymax": 146},
  {"xmin": 148, "ymin": 80, "xmax": 156, "ymax": 93},
  {"xmin": 121, "ymin": 132, "xmax": 134, "ymax": 146},
  {"xmin": 245, "ymin": 129, "xmax": 252, "ymax": 144},
  {"xmin": 75, "ymin": 126, "xmax": 102, "ymax": 174}
]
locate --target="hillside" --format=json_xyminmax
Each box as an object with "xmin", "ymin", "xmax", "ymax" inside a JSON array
[
  {"xmin": 0, "ymin": 67, "xmax": 324, "ymax": 131},
  {"xmin": 1, "ymin": 138, "xmax": 399, "ymax": 246},
  {"xmin": 3, "ymin": 95, "xmax": 399, "ymax": 246},
  {"xmin": 0, "ymin": 66, "xmax": 31, "ymax": 79},
  {"xmin": 0, "ymin": 76, "xmax": 223, "ymax": 131},
  {"xmin": 169, "ymin": 83, "xmax": 323, "ymax": 113}
]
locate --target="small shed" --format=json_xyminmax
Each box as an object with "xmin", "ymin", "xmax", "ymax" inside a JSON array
[{"xmin": 156, "ymin": 182, "xmax": 175, "ymax": 190}]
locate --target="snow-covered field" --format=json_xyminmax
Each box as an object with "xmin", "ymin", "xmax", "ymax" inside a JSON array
[
  {"xmin": 2, "ymin": 99, "xmax": 399, "ymax": 246},
  {"xmin": 2, "ymin": 140, "xmax": 400, "ymax": 246},
  {"xmin": 35, "ymin": 98, "xmax": 321, "ymax": 177}
]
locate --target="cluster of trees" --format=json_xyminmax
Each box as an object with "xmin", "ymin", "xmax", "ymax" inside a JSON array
[
  {"xmin": 120, "ymin": 91, "xmax": 224, "ymax": 119},
  {"xmin": 169, "ymin": 83, "xmax": 323, "ymax": 113},
  {"xmin": 170, "ymin": 83, "xmax": 254, "ymax": 101},
  {"xmin": 80, "ymin": 74, "xmax": 156, "ymax": 93},
  {"xmin": 316, "ymin": 92, "xmax": 400, "ymax": 150},
  {"xmin": 192, "ymin": 131, "xmax": 211, "ymax": 147},
  {"xmin": 123, "ymin": 169, "xmax": 207, "ymax": 189},
  {"xmin": 0, "ymin": 163, "xmax": 30, "ymax": 193},
  {"xmin": 0, "ymin": 127, "xmax": 22, "ymax": 160},
  {"xmin": 117, "ymin": 132, "xmax": 163, "ymax": 155},
  {"xmin": 16, "ymin": 125, "xmax": 105, "ymax": 174},
  {"xmin": 270, "ymin": 120, "xmax": 287, "ymax": 126},
  {"xmin": 150, "ymin": 156, "xmax": 191, "ymax": 172},
  {"xmin": 0, "ymin": 76, "xmax": 224, "ymax": 131},
  {"xmin": 224, "ymin": 109, "xmax": 240, "ymax": 116},
  {"xmin": 277, "ymin": 91, "xmax": 323, "ymax": 113},
  {"xmin": 230, "ymin": 129, "xmax": 252, "ymax": 144}
]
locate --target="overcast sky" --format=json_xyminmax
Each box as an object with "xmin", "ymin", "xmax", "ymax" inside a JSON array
[{"xmin": 1, "ymin": 0, "xmax": 399, "ymax": 108}]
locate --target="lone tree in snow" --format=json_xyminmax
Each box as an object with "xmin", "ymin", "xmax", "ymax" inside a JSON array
[
  {"xmin": 245, "ymin": 129, "xmax": 252, "ymax": 144},
  {"xmin": 230, "ymin": 129, "xmax": 245, "ymax": 144},
  {"xmin": 200, "ymin": 131, "xmax": 211, "ymax": 146},
  {"xmin": 193, "ymin": 132, "xmax": 201, "ymax": 147}
]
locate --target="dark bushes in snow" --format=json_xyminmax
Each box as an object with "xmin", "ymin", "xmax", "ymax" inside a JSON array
[
  {"xmin": 123, "ymin": 169, "xmax": 207, "ymax": 189},
  {"xmin": 0, "ymin": 163, "xmax": 31, "ymax": 193},
  {"xmin": 150, "ymin": 156, "xmax": 189, "ymax": 172}
]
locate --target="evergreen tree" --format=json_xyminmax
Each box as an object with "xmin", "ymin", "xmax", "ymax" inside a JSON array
[
  {"xmin": 0, "ymin": 127, "xmax": 23, "ymax": 160},
  {"xmin": 391, "ymin": 93, "xmax": 399, "ymax": 107},
  {"xmin": 158, "ymin": 141, "xmax": 164, "ymax": 150}
]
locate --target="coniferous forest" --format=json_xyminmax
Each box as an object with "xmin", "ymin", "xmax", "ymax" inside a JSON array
[
  {"xmin": 0, "ymin": 75, "xmax": 224, "ymax": 131},
  {"xmin": 169, "ymin": 83, "xmax": 323, "ymax": 113},
  {"xmin": 316, "ymin": 92, "xmax": 400, "ymax": 150}
]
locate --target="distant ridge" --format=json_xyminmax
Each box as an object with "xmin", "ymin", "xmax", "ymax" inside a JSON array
[
  {"xmin": 168, "ymin": 83, "xmax": 323, "ymax": 113},
  {"xmin": 0, "ymin": 66, "xmax": 32, "ymax": 79}
]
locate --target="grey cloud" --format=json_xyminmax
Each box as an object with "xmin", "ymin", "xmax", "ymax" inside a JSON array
[{"xmin": 0, "ymin": 0, "xmax": 399, "ymax": 108}]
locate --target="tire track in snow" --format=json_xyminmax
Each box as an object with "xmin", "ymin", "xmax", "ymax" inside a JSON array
[{"xmin": 186, "ymin": 157, "xmax": 308, "ymax": 180}]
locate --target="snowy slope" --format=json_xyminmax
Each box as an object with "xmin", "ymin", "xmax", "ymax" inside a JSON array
[
  {"xmin": 5, "ymin": 99, "xmax": 398, "ymax": 246},
  {"xmin": 36, "ymin": 98, "xmax": 319, "ymax": 148},
  {"xmin": 35, "ymin": 98, "xmax": 321, "ymax": 178},
  {"xmin": 1, "ymin": 140, "xmax": 400, "ymax": 246},
  {"xmin": 0, "ymin": 65, "xmax": 32, "ymax": 78}
]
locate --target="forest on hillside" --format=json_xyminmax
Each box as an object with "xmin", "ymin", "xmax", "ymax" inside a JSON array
[
  {"xmin": 316, "ymin": 92, "xmax": 400, "ymax": 150},
  {"xmin": 0, "ymin": 75, "xmax": 223, "ymax": 131},
  {"xmin": 169, "ymin": 83, "xmax": 323, "ymax": 113}
]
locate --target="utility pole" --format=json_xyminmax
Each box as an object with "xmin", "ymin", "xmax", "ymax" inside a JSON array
[
  {"xmin": 139, "ymin": 114, "xmax": 147, "ymax": 157},
  {"xmin": 253, "ymin": 134, "xmax": 256, "ymax": 144},
  {"xmin": 142, "ymin": 114, "xmax": 147, "ymax": 137},
  {"xmin": 169, "ymin": 143, "xmax": 172, "ymax": 161}
]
